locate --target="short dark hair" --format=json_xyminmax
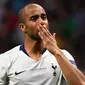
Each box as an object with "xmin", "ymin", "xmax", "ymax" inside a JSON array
[{"xmin": 18, "ymin": 8, "xmax": 25, "ymax": 24}]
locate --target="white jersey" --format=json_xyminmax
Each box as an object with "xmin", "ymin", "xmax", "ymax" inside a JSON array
[{"xmin": 0, "ymin": 45, "xmax": 76, "ymax": 85}]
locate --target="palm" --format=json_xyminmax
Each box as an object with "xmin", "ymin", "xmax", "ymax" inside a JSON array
[{"xmin": 37, "ymin": 25, "xmax": 59, "ymax": 54}]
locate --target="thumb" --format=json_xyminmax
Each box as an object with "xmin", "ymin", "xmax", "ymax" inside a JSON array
[{"xmin": 53, "ymin": 33, "xmax": 56, "ymax": 39}]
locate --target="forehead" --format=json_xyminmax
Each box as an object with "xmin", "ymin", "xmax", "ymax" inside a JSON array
[{"xmin": 24, "ymin": 5, "xmax": 46, "ymax": 17}]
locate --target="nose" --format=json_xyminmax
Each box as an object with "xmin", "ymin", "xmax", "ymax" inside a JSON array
[{"xmin": 37, "ymin": 17, "xmax": 45, "ymax": 26}]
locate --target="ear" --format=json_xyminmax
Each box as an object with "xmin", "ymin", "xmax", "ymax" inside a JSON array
[{"xmin": 19, "ymin": 23, "xmax": 26, "ymax": 32}]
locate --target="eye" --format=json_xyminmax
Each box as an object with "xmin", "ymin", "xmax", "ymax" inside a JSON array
[
  {"xmin": 41, "ymin": 14, "xmax": 47, "ymax": 20},
  {"xmin": 30, "ymin": 15, "xmax": 39, "ymax": 21}
]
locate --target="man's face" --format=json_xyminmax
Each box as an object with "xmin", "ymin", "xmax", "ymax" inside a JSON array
[{"xmin": 23, "ymin": 5, "xmax": 49, "ymax": 41}]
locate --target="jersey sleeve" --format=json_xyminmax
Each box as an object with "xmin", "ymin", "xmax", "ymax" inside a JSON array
[
  {"xmin": 0, "ymin": 53, "xmax": 10, "ymax": 85},
  {"xmin": 61, "ymin": 50, "xmax": 77, "ymax": 67}
]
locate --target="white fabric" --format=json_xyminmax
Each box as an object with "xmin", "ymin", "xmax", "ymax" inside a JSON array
[{"xmin": 0, "ymin": 45, "xmax": 76, "ymax": 85}]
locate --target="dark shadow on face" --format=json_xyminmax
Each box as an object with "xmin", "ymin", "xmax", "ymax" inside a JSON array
[{"xmin": 30, "ymin": 33, "xmax": 41, "ymax": 41}]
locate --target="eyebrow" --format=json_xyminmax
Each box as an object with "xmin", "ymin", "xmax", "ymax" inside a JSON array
[
  {"xmin": 30, "ymin": 15, "xmax": 38, "ymax": 19},
  {"xmin": 30, "ymin": 13, "xmax": 46, "ymax": 18},
  {"xmin": 41, "ymin": 13, "xmax": 47, "ymax": 16}
]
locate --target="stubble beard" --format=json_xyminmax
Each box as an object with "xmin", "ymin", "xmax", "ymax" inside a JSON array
[{"xmin": 30, "ymin": 33, "xmax": 41, "ymax": 41}]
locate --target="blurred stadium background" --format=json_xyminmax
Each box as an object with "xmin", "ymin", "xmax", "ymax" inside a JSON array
[{"xmin": 0, "ymin": 0, "xmax": 85, "ymax": 75}]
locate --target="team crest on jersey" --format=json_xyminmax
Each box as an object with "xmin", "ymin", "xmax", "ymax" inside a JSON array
[{"xmin": 51, "ymin": 63, "xmax": 57, "ymax": 76}]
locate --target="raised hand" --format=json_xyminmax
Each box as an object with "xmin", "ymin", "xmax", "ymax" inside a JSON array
[{"xmin": 37, "ymin": 24, "xmax": 60, "ymax": 55}]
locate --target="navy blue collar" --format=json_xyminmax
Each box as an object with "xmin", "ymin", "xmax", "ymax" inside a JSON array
[
  {"xmin": 20, "ymin": 44, "xmax": 29, "ymax": 56},
  {"xmin": 20, "ymin": 44, "xmax": 46, "ymax": 56}
]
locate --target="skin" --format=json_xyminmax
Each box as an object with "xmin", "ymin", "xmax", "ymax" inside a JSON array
[
  {"xmin": 19, "ymin": 4, "xmax": 48, "ymax": 40},
  {"xmin": 19, "ymin": 3, "xmax": 85, "ymax": 85},
  {"xmin": 19, "ymin": 4, "xmax": 48, "ymax": 59}
]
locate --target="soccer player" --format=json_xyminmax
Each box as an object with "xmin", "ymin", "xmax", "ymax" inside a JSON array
[{"xmin": 0, "ymin": 3, "xmax": 85, "ymax": 85}]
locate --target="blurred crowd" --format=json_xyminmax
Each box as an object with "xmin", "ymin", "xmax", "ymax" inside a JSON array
[{"xmin": 0, "ymin": 0, "xmax": 85, "ymax": 74}]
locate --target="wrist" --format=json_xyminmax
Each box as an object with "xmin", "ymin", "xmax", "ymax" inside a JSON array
[{"xmin": 53, "ymin": 48, "xmax": 63, "ymax": 58}]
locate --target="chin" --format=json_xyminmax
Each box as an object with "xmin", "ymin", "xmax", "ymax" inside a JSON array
[{"xmin": 31, "ymin": 36, "xmax": 41, "ymax": 41}]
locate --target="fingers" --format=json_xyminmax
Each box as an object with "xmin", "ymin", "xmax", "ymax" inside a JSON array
[
  {"xmin": 38, "ymin": 31, "xmax": 44, "ymax": 40},
  {"xmin": 37, "ymin": 24, "xmax": 56, "ymax": 46},
  {"xmin": 53, "ymin": 33, "xmax": 56, "ymax": 39},
  {"xmin": 37, "ymin": 25, "xmax": 46, "ymax": 39},
  {"xmin": 37, "ymin": 24, "xmax": 52, "ymax": 39}
]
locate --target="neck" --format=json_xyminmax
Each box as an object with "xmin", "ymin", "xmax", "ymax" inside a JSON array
[{"xmin": 24, "ymin": 36, "xmax": 44, "ymax": 54}]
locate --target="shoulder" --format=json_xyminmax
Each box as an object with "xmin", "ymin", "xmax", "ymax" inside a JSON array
[
  {"xmin": 46, "ymin": 49, "xmax": 74, "ymax": 61},
  {"xmin": 61, "ymin": 49, "xmax": 74, "ymax": 60},
  {"xmin": 46, "ymin": 49, "xmax": 76, "ymax": 66},
  {"xmin": 61, "ymin": 49, "xmax": 76, "ymax": 66},
  {"xmin": 0, "ymin": 45, "xmax": 21, "ymax": 64},
  {"xmin": 0, "ymin": 45, "xmax": 21, "ymax": 56}
]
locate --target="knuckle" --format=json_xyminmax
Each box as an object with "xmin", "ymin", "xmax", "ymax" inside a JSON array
[
  {"xmin": 43, "ymin": 31, "xmax": 47, "ymax": 34},
  {"xmin": 46, "ymin": 40, "xmax": 50, "ymax": 44}
]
